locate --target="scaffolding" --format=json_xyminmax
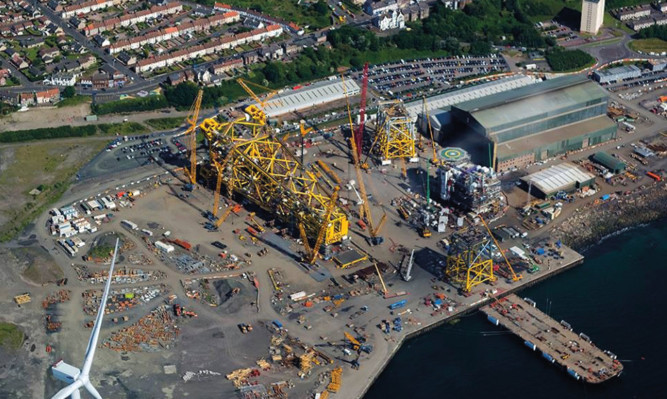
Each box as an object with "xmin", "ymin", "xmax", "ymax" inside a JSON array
[
  {"xmin": 374, "ymin": 101, "xmax": 416, "ymax": 163},
  {"xmin": 202, "ymin": 116, "xmax": 348, "ymax": 245},
  {"xmin": 445, "ymin": 233, "xmax": 496, "ymax": 293}
]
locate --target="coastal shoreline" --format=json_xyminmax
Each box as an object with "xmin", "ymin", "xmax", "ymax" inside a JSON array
[{"xmin": 355, "ymin": 181, "xmax": 667, "ymax": 399}]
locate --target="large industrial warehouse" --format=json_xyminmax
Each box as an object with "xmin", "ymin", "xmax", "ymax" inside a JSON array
[
  {"xmin": 263, "ymin": 78, "xmax": 360, "ymax": 117},
  {"xmin": 444, "ymin": 75, "xmax": 617, "ymax": 171},
  {"xmin": 405, "ymin": 75, "xmax": 539, "ymax": 133},
  {"xmin": 520, "ymin": 162, "xmax": 596, "ymax": 199}
]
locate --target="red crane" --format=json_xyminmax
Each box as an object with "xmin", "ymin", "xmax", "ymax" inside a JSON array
[{"xmin": 354, "ymin": 62, "xmax": 369, "ymax": 158}]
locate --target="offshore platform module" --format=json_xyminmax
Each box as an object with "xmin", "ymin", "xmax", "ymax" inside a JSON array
[{"xmin": 197, "ymin": 80, "xmax": 348, "ymax": 264}]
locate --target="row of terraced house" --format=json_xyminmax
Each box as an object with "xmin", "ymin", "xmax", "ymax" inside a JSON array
[
  {"xmin": 82, "ymin": 2, "xmax": 183, "ymax": 36},
  {"xmin": 133, "ymin": 24, "xmax": 282, "ymax": 73},
  {"xmin": 107, "ymin": 11, "xmax": 240, "ymax": 54}
]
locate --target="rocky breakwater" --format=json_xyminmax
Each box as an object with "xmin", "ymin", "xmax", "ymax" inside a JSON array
[{"xmin": 553, "ymin": 181, "xmax": 667, "ymax": 250}]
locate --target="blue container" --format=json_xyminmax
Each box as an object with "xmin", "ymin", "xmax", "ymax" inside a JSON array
[
  {"xmin": 542, "ymin": 352, "xmax": 555, "ymax": 363},
  {"xmin": 601, "ymin": 194, "xmax": 610, "ymax": 201},
  {"xmin": 524, "ymin": 340, "xmax": 537, "ymax": 351},
  {"xmin": 487, "ymin": 315, "xmax": 499, "ymax": 326},
  {"xmin": 272, "ymin": 320, "xmax": 283, "ymax": 329},
  {"xmin": 389, "ymin": 300, "xmax": 407, "ymax": 310}
]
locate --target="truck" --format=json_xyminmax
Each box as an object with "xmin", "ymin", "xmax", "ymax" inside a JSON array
[{"xmin": 389, "ymin": 300, "xmax": 407, "ymax": 310}]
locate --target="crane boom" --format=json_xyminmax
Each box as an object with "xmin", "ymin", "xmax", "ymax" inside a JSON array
[
  {"xmin": 355, "ymin": 62, "xmax": 369, "ymax": 158},
  {"xmin": 342, "ymin": 75, "xmax": 384, "ymax": 245},
  {"xmin": 215, "ymin": 206, "xmax": 233, "ymax": 227},
  {"xmin": 422, "ymin": 96, "xmax": 438, "ymax": 164},
  {"xmin": 344, "ymin": 332, "xmax": 361, "ymax": 351},
  {"xmin": 212, "ymin": 166, "xmax": 223, "ymax": 217},
  {"xmin": 307, "ymin": 187, "xmax": 339, "ymax": 264},
  {"xmin": 185, "ymin": 89, "xmax": 203, "ymax": 184},
  {"xmin": 478, "ymin": 215, "xmax": 522, "ymax": 282}
]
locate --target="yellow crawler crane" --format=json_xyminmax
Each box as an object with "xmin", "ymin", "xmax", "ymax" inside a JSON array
[
  {"xmin": 203, "ymin": 117, "xmax": 348, "ymax": 246},
  {"xmin": 374, "ymin": 100, "xmax": 416, "ymax": 163}
]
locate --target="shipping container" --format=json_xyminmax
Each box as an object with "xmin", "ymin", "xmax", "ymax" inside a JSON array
[{"xmin": 389, "ymin": 300, "xmax": 407, "ymax": 310}]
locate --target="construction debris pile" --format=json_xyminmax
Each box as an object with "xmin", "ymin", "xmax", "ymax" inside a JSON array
[
  {"xmin": 72, "ymin": 264, "xmax": 165, "ymax": 284},
  {"xmin": 42, "ymin": 290, "xmax": 71, "ymax": 309},
  {"xmin": 103, "ymin": 305, "xmax": 180, "ymax": 352},
  {"xmin": 82, "ymin": 284, "xmax": 167, "ymax": 315}
]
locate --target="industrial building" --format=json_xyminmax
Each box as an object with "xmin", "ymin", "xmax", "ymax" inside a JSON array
[
  {"xmin": 405, "ymin": 74, "xmax": 539, "ymax": 131},
  {"xmin": 438, "ymin": 162, "xmax": 503, "ymax": 214},
  {"xmin": 442, "ymin": 75, "xmax": 617, "ymax": 171},
  {"xmin": 592, "ymin": 65, "xmax": 642, "ymax": 84},
  {"xmin": 592, "ymin": 151, "xmax": 626, "ymax": 174},
  {"xmin": 520, "ymin": 162, "xmax": 596, "ymax": 199},
  {"xmin": 581, "ymin": 0, "xmax": 605, "ymax": 34},
  {"xmin": 263, "ymin": 78, "xmax": 360, "ymax": 117}
]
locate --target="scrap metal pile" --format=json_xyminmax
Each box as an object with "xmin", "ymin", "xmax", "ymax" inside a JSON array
[{"xmin": 103, "ymin": 305, "xmax": 180, "ymax": 352}]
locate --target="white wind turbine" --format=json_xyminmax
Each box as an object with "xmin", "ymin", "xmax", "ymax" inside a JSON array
[{"xmin": 51, "ymin": 238, "xmax": 120, "ymax": 399}]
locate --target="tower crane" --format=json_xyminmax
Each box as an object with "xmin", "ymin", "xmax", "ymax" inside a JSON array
[
  {"xmin": 184, "ymin": 89, "xmax": 203, "ymax": 185},
  {"xmin": 355, "ymin": 62, "xmax": 369, "ymax": 158},
  {"xmin": 342, "ymin": 75, "xmax": 386, "ymax": 245},
  {"xmin": 236, "ymin": 78, "xmax": 278, "ymax": 125},
  {"xmin": 422, "ymin": 96, "xmax": 438, "ymax": 164}
]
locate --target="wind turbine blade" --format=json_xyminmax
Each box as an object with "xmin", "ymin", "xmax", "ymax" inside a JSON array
[
  {"xmin": 81, "ymin": 238, "xmax": 119, "ymax": 376},
  {"xmin": 71, "ymin": 388, "xmax": 81, "ymax": 399},
  {"xmin": 83, "ymin": 381, "xmax": 103, "ymax": 399},
  {"xmin": 51, "ymin": 380, "xmax": 83, "ymax": 399}
]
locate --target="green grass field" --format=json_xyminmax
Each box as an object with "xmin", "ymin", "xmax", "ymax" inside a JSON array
[
  {"xmin": 0, "ymin": 323, "xmax": 24, "ymax": 350},
  {"xmin": 629, "ymin": 38, "xmax": 667, "ymax": 54},
  {"xmin": 0, "ymin": 140, "xmax": 107, "ymax": 241},
  {"xmin": 145, "ymin": 117, "xmax": 185, "ymax": 131},
  {"xmin": 57, "ymin": 95, "xmax": 91, "ymax": 108}
]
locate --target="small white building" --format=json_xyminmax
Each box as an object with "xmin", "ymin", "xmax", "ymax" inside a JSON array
[
  {"xmin": 374, "ymin": 10, "xmax": 405, "ymax": 31},
  {"xmin": 155, "ymin": 241, "xmax": 174, "ymax": 253}
]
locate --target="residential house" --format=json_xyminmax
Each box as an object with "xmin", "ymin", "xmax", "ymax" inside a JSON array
[
  {"xmin": 19, "ymin": 92, "xmax": 35, "ymax": 107},
  {"xmin": 11, "ymin": 54, "xmax": 29, "ymax": 69},
  {"xmin": 44, "ymin": 23, "xmax": 63, "ymax": 36},
  {"xmin": 69, "ymin": 17, "xmax": 85, "ymax": 30},
  {"xmin": 117, "ymin": 51, "xmax": 136, "ymax": 66},
  {"xmin": 282, "ymin": 42, "xmax": 299, "ymax": 56},
  {"xmin": 44, "ymin": 73, "xmax": 77, "ymax": 86},
  {"xmin": 167, "ymin": 72, "xmax": 185, "ymax": 86},
  {"xmin": 78, "ymin": 55, "xmax": 96, "ymax": 69},
  {"xmin": 48, "ymin": 0, "xmax": 63, "ymax": 12},
  {"xmin": 27, "ymin": 66, "xmax": 44, "ymax": 79},
  {"xmin": 0, "ymin": 68, "xmax": 10, "ymax": 78},
  {"xmin": 36, "ymin": 88, "xmax": 60, "ymax": 104},
  {"xmin": 39, "ymin": 47, "xmax": 60, "ymax": 64},
  {"xmin": 58, "ymin": 60, "xmax": 81, "ymax": 73},
  {"xmin": 259, "ymin": 43, "xmax": 283, "ymax": 59},
  {"xmin": 71, "ymin": 43, "xmax": 87, "ymax": 54},
  {"xmin": 209, "ymin": 57, "xmax": 243, "ymax": 75},
  {"xmin": 16, "ymin": 36, "xmax": 45, "ymax": 48},
  {"xmin": 405, "ymin": 2, "xmax": 429, "ymax": 22},
  {"xmin": 91, "ymin": 72, "xmax": 112, "ymax": 89},
  {"xmin": 374, "ymin": 10, "xmax": 405, "ymax": 31},
  {"xmin": 93, "ymin": 34, "xmax": 110, "ymax": 47},
  {"xmin": 365, "ymin": 0, "xmax": 400, "ymax": 16}
]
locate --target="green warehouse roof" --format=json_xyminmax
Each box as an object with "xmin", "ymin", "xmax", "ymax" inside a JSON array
[
  {"xmin": 593, "ymin": 151, "xmax": 626, "ymax": 172},
  {"xmin": 453, "ymin": 76, "xmax": 608, "ymax": 132}
]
